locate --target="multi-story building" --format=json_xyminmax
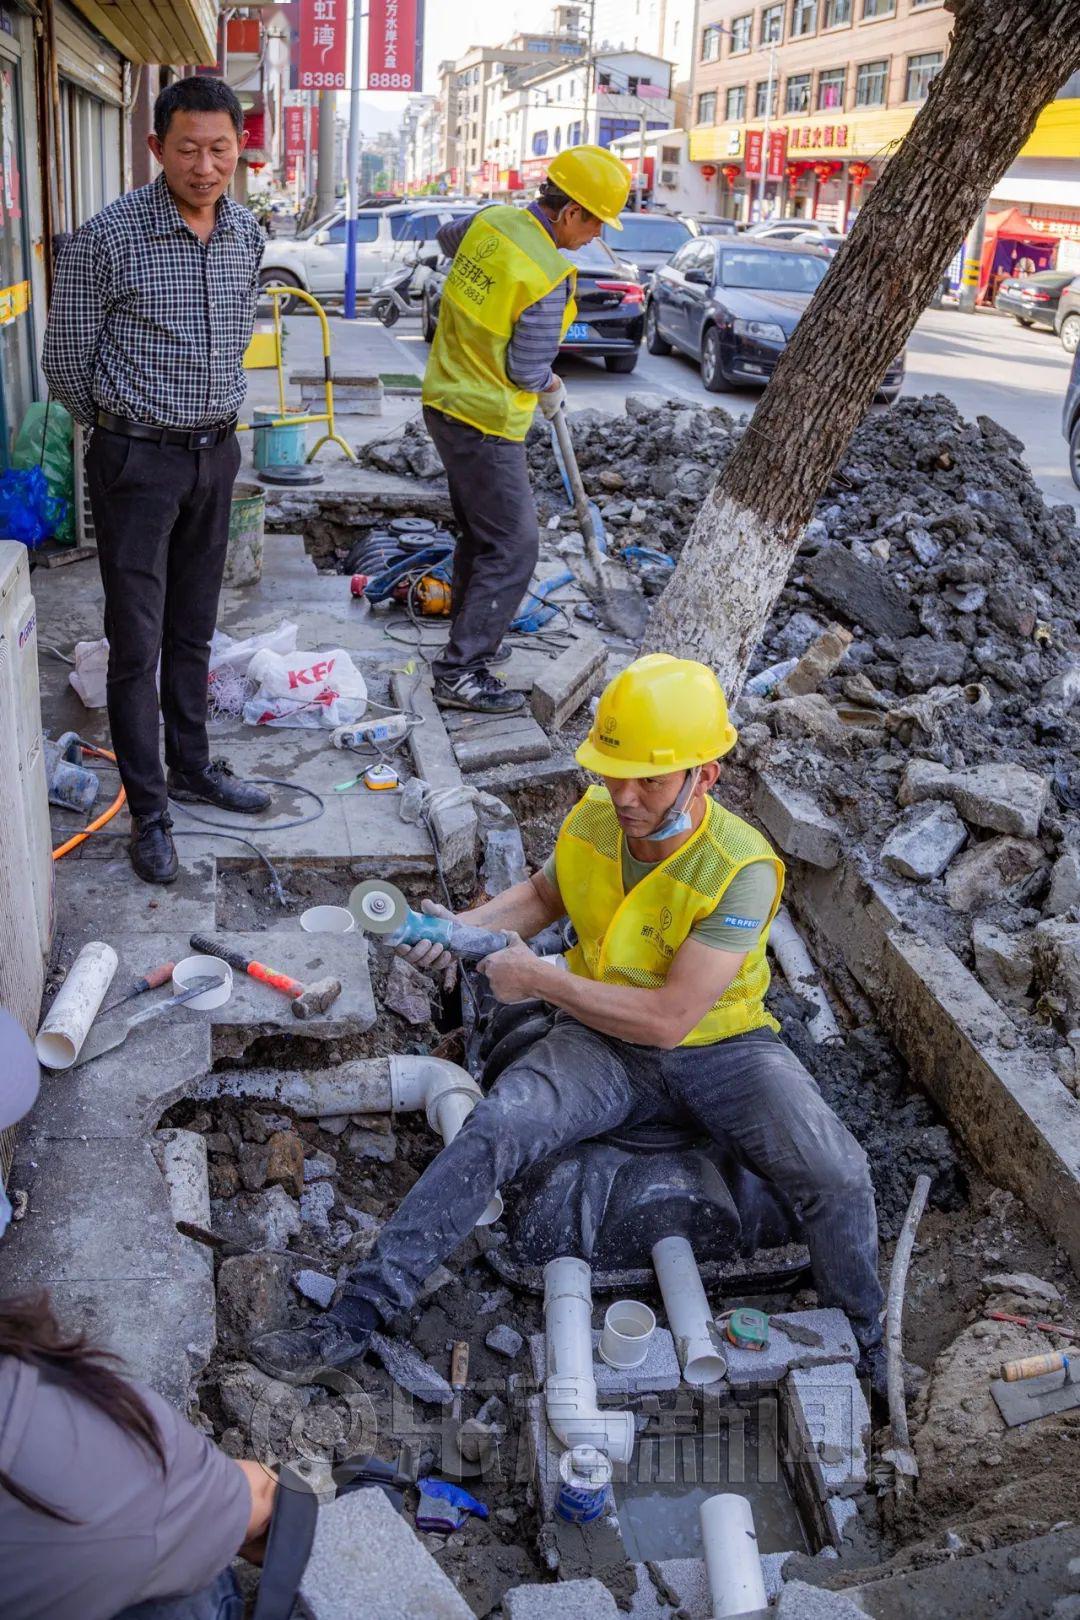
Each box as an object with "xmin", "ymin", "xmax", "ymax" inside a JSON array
[{"xmin": 688, "ymin": 0, "xmax": 951, "ymax": 225}]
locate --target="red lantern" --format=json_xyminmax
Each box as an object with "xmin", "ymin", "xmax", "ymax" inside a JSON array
[
  {"xmin": 848, "ymin": 160, "xmax": 872, "ymax": 187},
  {"xmin": 813, "ymin": 160, "xmax": 837, "ymax": 184},
  {"xmin": 700, "ymin": 163, "xmax": 718, "ymax": 180},
  {"xmin": 720, "ymin": 164, "xmax": 741, "ymax": 187},
  {"xmin": 784, "ymin": 163, "xmax": 801, "ymax": 184}
]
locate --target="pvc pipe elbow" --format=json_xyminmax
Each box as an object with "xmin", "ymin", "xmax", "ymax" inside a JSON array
[
  {"xmin": 389, "ymin": 1055, "xmax": 503, "ymax": 1225},
  {"xmin": 545, "ymin": 1383, "xmax": 636, "ymax": 1465},
  {"xmin": 542, "ymin": 1257, "xmax": 636, "ymax": 1466}
]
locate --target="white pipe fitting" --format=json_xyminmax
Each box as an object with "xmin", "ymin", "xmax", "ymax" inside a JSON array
[
  {"xmin": 389, "ymin": 1055, "xmax": 503, "ymax": 1225},
  {"xmin": 700, "ymin": 1494, "xmax": 767, "ymax": 1617},
  {"xmin": 767, "ymin": 907, "xmax": 842, "ymax": 1046},
  {"xmin": 36, "ymin": 940, "xmax": 118, "ymax": 1069},
  {"xmin": 599, "ymin": 1300, "xmax": 656, "ymax": 1370},
  {"xmin": 651, "ymin": 1235, "xmax": 728, "ymax": 1387},
  {"xmin": 543, "ymin": 1257, "xmax": 636, "ymax": 1465}
]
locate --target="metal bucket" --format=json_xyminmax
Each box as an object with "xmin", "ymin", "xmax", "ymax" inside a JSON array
[{"xmin": 225, "ymin": 482, "xmax": 265, "ymax": 587}]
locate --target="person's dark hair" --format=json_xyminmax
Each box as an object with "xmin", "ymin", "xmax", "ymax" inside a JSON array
[
  {"xmin": 154, "ymin": 76, "xmax": 243, "ymax": 141},
  {"xmin": 0, "ymin": 1293, "xmax": 165, "ymax": 1521},
  {"xmin": 536, "ymin": 180, "xmax": 597, "ymax": 222}
]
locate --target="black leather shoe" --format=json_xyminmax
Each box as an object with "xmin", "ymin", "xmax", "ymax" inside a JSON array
[
  {"xmin": 250, "ymin": 1316, "xmax": 373, "ymax": 1386},
  {"xmin": 168, "ymin": 758, "xmax": 272, "ymax": 813},
  {"xmin": 129, "ymin": 813, "xmax": 179, "ymax": 885}
]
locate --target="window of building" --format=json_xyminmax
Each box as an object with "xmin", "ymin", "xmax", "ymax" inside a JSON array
[
  {"xmin": 696, "ymin": 90, "xmax": 717, "ymax": 124},
  {"xmin": 554, "ymin": 126, "xmax": 562, "ymax": 149},
  {"xmin": 905, "ymin": 50, "xmax": 943, "ymax": 101},
  {"xmin": 700, "ymin": 25, "xmax": 721, "ymax": 60},
  {"xmin": 730, "ymin": 13, "xmax": 752, "ymax": 50},
  {"xmin": 784, "ymin": 72, "xmax": 811, "ymax": 113},
  {"xmin": 791, "ymin": 0, "xmax": 817, "ymax": 36},
  {"xmin": 861, "ymin": 0, "xmax": 894, "ymax": 15},
  {"xmin": 817, "ymin": 66, "xmax": 845, "ymax": 108},
  {"xmin": 824, "ymin": 0, "xmax": 851, "ymax": 22},
  {"xmin": 754, "ymin": 78, "xmax": 778, "ymax": 117},
  {"xmin": 761, "ymin": 3, "xmax": 783, "ymax": 41},
  {"xmin": 568, "ymin": 119, "xmax": 583, "ymax": 143},
  {"xmin": 854, "ymin": 58, "xmax": 888, "ymax": 104},
  {"xmin": 662, "ymin": 145, "xmax": 679, "ymax": 162},
  {"xmin": 532, "ymin": 129, "xmax": 548, "ymax": 154},
  {"xmin": 725, "ymin": 84, "xmax": 747, "ymax": 119}
]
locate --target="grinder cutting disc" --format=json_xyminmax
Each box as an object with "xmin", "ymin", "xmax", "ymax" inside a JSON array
[{"xmin": 349, "ymin": 879, "xmax": 409, "ymax": 936}]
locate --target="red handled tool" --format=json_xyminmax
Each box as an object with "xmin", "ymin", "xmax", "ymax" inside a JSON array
[
  {"xmin": 189, "ymin": 934, "xmax": 342, "ymax": 1019},
  {"xmin": 100, "ymin": 961, "xmax": 177, "ymax": 1016}
]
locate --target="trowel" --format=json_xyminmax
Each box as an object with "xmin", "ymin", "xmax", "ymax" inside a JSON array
[
  {"xmin": 549, "ymin": 409, "xmax": 647, "ymax": 642},
  {"xmin": 72, "ymin": 977, "xmax": 219, "ymax": 1068},
  {"xmin": 440, "ymin": 1340, "xmax": 496, "ymax": 1479},
  {"xmin": 349, "ymin": 879, "xmax": 513, "ymax": 961}
]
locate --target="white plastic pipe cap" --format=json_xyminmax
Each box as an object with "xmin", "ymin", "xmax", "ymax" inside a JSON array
[
  {"xmin": 172, "ymin": 956, "xmax": 233, "ymax": 1010},
  {"xmin": 599, "ymin": 1300, "xmax": 656, "ymax": 1369},
  {"xmin": 300, "ymin": 905, "xmax": 356, "ymax": 934}
]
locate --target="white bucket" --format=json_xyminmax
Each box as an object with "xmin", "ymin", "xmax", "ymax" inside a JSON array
[
  {"xmin": 598, "ymin": 1299, "xmax": 656, "ymax": 1369},
  {"xmin": 36, "ymin": 940, "xmax": 119, "ymax": 1069},
  {"xmin": 300, "ymin": 905, "xmax": 356, "ymax": 934},
  {"xmin": 172, "ymin": 956, "xmax": 233, "ymax": 1010}
]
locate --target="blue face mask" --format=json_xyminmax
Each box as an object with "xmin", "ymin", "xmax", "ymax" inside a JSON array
[
  {"xmin": 0, "ymin": 1184, "xmax": 12, "ymax": 1242},
  {"xmin": 642, "ymin": 768, "xmax": 700, "ymax": 843}
]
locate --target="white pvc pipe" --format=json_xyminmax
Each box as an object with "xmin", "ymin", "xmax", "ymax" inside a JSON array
[
  {"xmin": 543, "ymin": 1257, "xmax": 636, "ymax": 1465},
  {"xmin": 388, "ymin": 1055, "xmax": 503, "ymax": 1225},
  {"xmin": 767, "ymin": 906, "xmax": 842, "ymax": 1046},
  {"xmin": 700, "ymin": 1494, "xmax": 768, "ymax": 1618},
  {"xmin": 36, "ymin": 940, "xmax": 118, "ymax": 1069},
  {"xmin": 651, "ymin": 1236, "xmax": 728, "ymax": 1387}
]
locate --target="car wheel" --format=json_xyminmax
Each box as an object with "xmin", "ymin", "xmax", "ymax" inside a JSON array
[
  {"xmin": 877, "ymin": 385, "xmax": 901, "ymax": 404},
  {"xmin": 1061, "ymin": 314, "xmax": 1080, "ymax": 355},
  {"xmin": 645, "ymin": 302, "xmax": 671, "ymax": 356},
  {"xmin": 1015, "ymin": 315, "xmax": 1034, "ymax": 328},
  {"xmin": 700, "ymin": 327, "xmax": 725, "ymax": 393},
  {"xmin": 421, "ymin": 294, "xmax": 437, "ymax": 343},
  {"xmin": 1071, "ymin": 418, "xmax": 1080, "ymax": 493},
  {"xmin": 258, "ymin": 270, "xmax": 302, "ymax": 316},
  {"xmin": 604, "ymin": 353, "xmax": 638, "ymax": 374}
]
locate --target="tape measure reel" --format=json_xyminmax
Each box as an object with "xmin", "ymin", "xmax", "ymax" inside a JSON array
[
  {"xmin": 363, "ymin": 764, "xmax": 400, "ymax": 792},
  {"xmin": 725, "ymin": 1308, "xmax": 770, "ymax": 1352}
]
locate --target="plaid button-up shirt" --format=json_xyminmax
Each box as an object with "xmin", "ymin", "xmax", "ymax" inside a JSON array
[{"xmin": 42, "ymin": 173, "xmax": 264, "ymax": 429}]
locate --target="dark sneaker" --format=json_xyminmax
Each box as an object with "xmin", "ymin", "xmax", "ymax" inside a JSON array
[
  {"xmin": 859, "ymin": 1343, "xmax": 926, "ymax": 1405},
  {"xmin": 168, "ymin": 758, "xmax": 272, "ymax": 813},
  {"xmin": 250, "ymin": 1317, "xmax": 372, "ymax": 1386},
  {"xmin": 129, "ymin": 813, "xmax": 179, "ymax": 885},
  {"xmin": 434, "ymin": 669, "xmax": 525, "ymax": 715},
  {"xmin": 488, "ymin": 643, "xmax": 513, "ymax": 666}
]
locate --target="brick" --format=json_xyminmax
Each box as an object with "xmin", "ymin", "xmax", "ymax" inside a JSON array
[
  {"xmin": 528, "ymin": 1327, "xmax": 682, "ymax": 1395},
  {"xmin": 723, "ymin": 1310, "xmax": 858, "ymax": 1388},
  {"xmin": 444, "ymin": 711, "xmax": 553, "ymax": 772},
  {"xmin": 787, "ymin": 1362, "xmax": 870, "ymax": 1497},
  {"xmin": 530, "ymin": 634, "xmax": 607, "ymax": 729},
  {"xmin": 754, "ymin": 775, "xmax": 842, "ymax": 870},
  {"xmin": 299, "ymin": 1486, "xmax": 473, "ymax": 1619},
  {"xmin": 504, "ymin": 1579, "xmax": 620, "ymax": 1619},
  {"xmin": 881, "ymin": 803, "xmax": 967, "ymax": 882}
]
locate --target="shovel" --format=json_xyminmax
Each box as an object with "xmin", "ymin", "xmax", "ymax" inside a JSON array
[
  {"xmin": 550, "ymin": 407, "xmax": 647, "ymax": 641},
  {"xmin": 71, "ymin": 976, "xmax": 219, "ymax": 1068}
]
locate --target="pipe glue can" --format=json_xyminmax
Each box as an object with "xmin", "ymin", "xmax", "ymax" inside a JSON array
[{"xmin": 555, "ymin": 1445, "xmax": 613, "ymax": 1524}]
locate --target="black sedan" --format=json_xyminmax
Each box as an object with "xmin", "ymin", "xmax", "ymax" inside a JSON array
[
  {"xmin": 422, "ymin": 235, "xmax": 644, "ymax": 373},
  {"xmin": 646, "ymin": 236, "xmax": 905, "ymax": 399},
  {"xmin": 995, "ymin": 269, "xmax": 1077, "ymax": 331}
]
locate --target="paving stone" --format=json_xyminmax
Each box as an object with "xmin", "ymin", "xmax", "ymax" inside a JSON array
[
  {"xmin": 486, "ymin": 1323, "xmax": 524, "ymax": 1359},
  {"xmin": 299, "ymin": 1486, "xmax": 474, "ymax": 1619},
  {"xmin": 184, "ymin": 930, "xmax": 376, "ymax": 1045},
  {"xmin": 628, "ymin": 1559, "xmax": 710, "ymax": 1618},
  {"xmin": 972, "ymin": 921, "xmax": 1034, "ymax": 1005},
  {"xmin": 445, "ymin": 710, "xmax": 553, "ymax": 772},
  {"xmin": 755, "ymin": 774, "xmax": 842, "ymax": 869},
  {"xmin": 370, "ymin": 1332, "xmax": 455, "ymax": 1405},
  {"xmin": 899, "ymin": 758, "xmax": 1049, "ymax": 839},
  {"xmin": 775, "ymin": 1579, "xmax": 870, "ymax": 1617},
  {"xmin": 803, "ymin": 545, "xmax": 919, "ymax": 639},
  {"xmin": 294, "ymin": 1268, "xmax": 338, "ymax": 1308},
  {"xmin": 528, "ymin": 1327, "xmax": 682, "ymax": 1394},
  {"xmin": 881, "ymin": 802, "xmax": 967, "ymax": 882},
  {"xmin": 504, "ymin": 1578, "xmax": 621, "ymax": 1618},
  {"xmin": 530, "ymin": 634, "xmax": 607, "ymax": 730},
  {"xmin": 787, "ymin": 1363, "xmax": 870, "ymax": 1497},
  {"xmin": 724, "ymin": 1310, "xmax": 858, "ymax": 1388}
]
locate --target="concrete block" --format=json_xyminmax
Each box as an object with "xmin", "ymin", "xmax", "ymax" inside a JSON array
[
  {"xmin": 294, "ymin": 1268, "xmax": 337, "ymax": 1308},
  {"xmin": 723, "ymin": 1310, "xmax": 858, "ymax": 1388},
  {"xmin": 392, "ymin": 669, "xmax": 476, "ymax": 878},
  {"xmin": 880, "ymin": 802, "xmax": 967, "ymax": 882},
  {"xmin": 755, "ymin": 775, "xmax": 842, "ymax": 870},
  {"xmin": 1034, "ymin": 917, "xmax": 1080, "ymax": 1024},
  {"xmin": 775, "ymin": 1580, "xmax": 870, "ymax": 1618},
  {"xmin": 530, "ymin": 634, "xmax": 607, "ymax": 730},
  {"xmin": 444, "ymin": 710, "xmax": 553, "ymax": 772},
  {"xmin": 525, "ymin": 1393, "xmax": 615, "ymax": 1522},
  {"xmin": 944, "ymin": 837, "xmax": 1043, "ymax": 913},
  {"xmin": 299, "ymin": 1486, "xmax": 474, "ymax": 1619},
  {"xmin": 628, "ymin": 1559, "xmax": 711, "ymax": 1618},
  {"xmin": 972, "ymin": 921, "xmax": 1034, "ymax": 1005},
  {"xmin": 787, "ymin": 1361, "xmax": 870, "ymax": 1499},
  {"xmin": 528, "ymin": 1327, "xmax": 682, "ymax": 1395},
  {"xmin": 504, "ymin": 1579, "xmax": 620, "ymax": 1619},
  {"xmin": 486, "ymin": 1323, "xmax": 524, "ymax": 1358},
  {"xmin": 824, "ymin": 1495, "xmax": 859, "ymax": 1547},
  {"xmin": 1047, "ymin": 848, "xmax": 1080, "ymax": 917},
  {"xmin": 803, "ymin": 545, "xmax": 919, "ymax": 639},
  {"xmin": 899, "ymin": 758, "xmax": 1049, "ymax": 839}
]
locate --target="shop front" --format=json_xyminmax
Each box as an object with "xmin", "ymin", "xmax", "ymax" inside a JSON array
[{"xmin": 0, "ymin": 6, "xmax": 42, "ymax": 465}]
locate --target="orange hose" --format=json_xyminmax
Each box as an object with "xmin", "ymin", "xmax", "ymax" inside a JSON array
[{"xmin": 51, "ymin": 744, "xmax": 126, "ymax": 860}]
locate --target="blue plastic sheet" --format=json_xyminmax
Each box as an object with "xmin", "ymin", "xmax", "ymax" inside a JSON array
[{"xmin": 0, "ymin": 464, "xmax": 69, "ymax": 548}]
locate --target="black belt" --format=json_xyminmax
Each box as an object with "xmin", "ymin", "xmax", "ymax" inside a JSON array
[{"xmin": 95, "ymin": 411, "xmax": 237, "ymax": 449}]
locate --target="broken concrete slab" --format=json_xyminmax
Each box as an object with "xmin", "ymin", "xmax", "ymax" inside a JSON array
[
  {"xmin": 530, "ymin": 634, "xmax": 607, "ymax": 730},
  {"xmin": 802, "ymin": 546, "xmax": 919, "ymax": 640},
  {"xmin": 944, "ymin": 837, "xmax": 1043, "ymax": 913},
  {"xmin": 1047, "ymin": 848, "xmax": 1080, "ymax": 917},
  {"xmin": 216, "ymin": 1252, "xmax": 293, "ymax": 1342},
  {"xmin": 528, "ymin": 1327, "xmax": 682, "ymax": 1395},
  {"xmin": 504, "ymin": 1579, "xmax": 621, "ymax": 1619},
  {"xmin": 444, "ymin": 709, "xmax": 553, "ymax": 773},
  {"xmin": 899, "ymin": 758, "xmax": 1049, "ymax": 839},
  {"xmin": 1034, "ymin": 918, "xmax": 1080, "ymax": 1024},
  {"xmin": 184, "ymin": 930, "xmax": 375, "ymax": 1049},
  {"xmin": 299, "ymin": 1486, "xmax": 474, "ymax": 1619},
  {"xmin": 486, "ymin": 1323, "xmax": 524, "ymax": 1359},
  {"xmin": 723, "ymin": 1310, "xmax": 858, "ymax": 1388},
  {"xmin": 370, "ymin": 1332, "xmax": 455, "ymax": 1405},
  {"xmin": 972, "ymin": 921, "xmax": 1034, "ymax": 1006},
  {"xmin": 880, "ymin": 802, "xmax": 967, "ymax": 882},
  {"xmin": 776, "ymin": 1581, "xmax": 870, "ymax": 1618},
  {"xmin": 211, "ymin": 1184, "xmax": 302, "ymax": 1249},
  {"xmin": 294, "ymin": 1267, "xmax": 337, "ymax": 1308},
  {"xmin": 392, "ymin": 669, "xmax": 476, "ymax": 880},
  {"xmin": 754, "ymin": 775, "xmax": 842, "ymax": 870}
]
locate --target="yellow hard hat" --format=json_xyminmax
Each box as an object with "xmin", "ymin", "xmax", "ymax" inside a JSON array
[
  {"xmin": 546, "ymin": 144, "xmax": 631, "ymax": 229},
  {"xmin": 576, "ymin": 654, "xmax": 738, "ymax": 779}
]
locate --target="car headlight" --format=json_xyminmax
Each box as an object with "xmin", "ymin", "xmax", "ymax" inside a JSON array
[{"xmin": 732, "ymin": 319, "xmax": 786, "ymax": 342}]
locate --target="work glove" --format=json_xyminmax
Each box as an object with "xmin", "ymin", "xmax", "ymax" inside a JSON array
[
  {"xmin": 537, "ymin": 376, "xmax": 567, "ymax": 420},
  {"xmin": 394, "ymin": 898, "xmax": 456, "ymax": 981}
]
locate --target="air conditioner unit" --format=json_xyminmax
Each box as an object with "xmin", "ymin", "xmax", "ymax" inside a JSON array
[
  {"xmin": 0, "ymin": 542, "xmax": 53, "ymax": 1042},
  {"xmin": 660, "ymin": 168, "xmax": 679, "ymax": 188}
]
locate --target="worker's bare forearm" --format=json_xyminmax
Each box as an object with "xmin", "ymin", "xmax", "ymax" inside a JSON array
[
  {"xmin": 527, "ymin": 960, "xmax": 682, "ymax": 1047},
  {"xmin": 459, "ymin": 871, "xmax": 565, "ymax": 939}
]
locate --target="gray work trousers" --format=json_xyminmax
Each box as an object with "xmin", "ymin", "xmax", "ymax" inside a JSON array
[
  {"xmin": 338, "ymin": 1019, "xmax": 885, "ymax": 1351},
  {"xmin": 423, "ymin": 406, "xmax": 540, "ymax": 679}
]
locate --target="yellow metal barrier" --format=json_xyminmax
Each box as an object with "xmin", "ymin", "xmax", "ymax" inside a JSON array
[{"xmin": 237, "ymin": 285, "xmax": 356, "ymax": 463}]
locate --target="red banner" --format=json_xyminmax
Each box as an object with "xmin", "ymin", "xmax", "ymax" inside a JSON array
[
  {"xmin": 766, "ymin": 127, "xmax": 787, "ymax": 181},
  {"xmin": 243, "ymin": 110, "xmax": 266, "ymax": 150},
  {"xmin": 285, "ymin": 103, "xmax": 319, "ymax": 154},
  {"xmin": 744, "ymin": 130, "xmax": 763, "ymax": 177},
  {"xmin": 298, "ymin": 0, "xmax": 346, "ymax": 90},
  {"xmin": 367, "ymin": 0, "xmax": 417, "ymax": 91}
]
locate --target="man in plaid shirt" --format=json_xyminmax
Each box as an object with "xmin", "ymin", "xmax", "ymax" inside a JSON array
[{"xmin": 43, "ymin": 77, "xmax": 271, "ymax": 885}]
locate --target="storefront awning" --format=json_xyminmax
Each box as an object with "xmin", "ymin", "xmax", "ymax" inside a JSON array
[{"xmin": 67, "ymin": 0, "xmax": 217, "ymax": 65}]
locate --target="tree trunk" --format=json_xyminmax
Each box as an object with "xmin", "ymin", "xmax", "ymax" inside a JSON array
[{"xmin": 643, "ymin": 0, "xmax": 1080, "ymax": 697}]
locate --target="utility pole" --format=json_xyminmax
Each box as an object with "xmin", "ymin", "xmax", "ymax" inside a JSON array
[
  {"xmin": 759, "ymin": 42, "xmax": 776, "ymax": 222},
  {"xmin": 315, "ymin": 89, "xmax": 338, "ymax": 217},
  {"xmin": 957, "ymin": 202, "xmax": 988, "ymax": 313},
  {"xmin": 636, "ymin": 111, "xmax": 646, "ymax": 211},
  {"xmin": 343, "ymin": 0, "xmax": 363, "ymax": 318},
  {"xmin": 303, "ymin": 91, "xmax": 313, "ymax": 205}
]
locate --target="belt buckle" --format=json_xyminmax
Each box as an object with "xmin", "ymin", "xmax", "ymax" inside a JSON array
[{"xmin": 188, "ymin": 427, "xmax": 215, "ymax": 450}]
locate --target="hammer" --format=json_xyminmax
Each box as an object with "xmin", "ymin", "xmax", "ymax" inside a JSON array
[{"xmin": 189, "ymin": 934, "xmax": 342, "ymax": 1020}]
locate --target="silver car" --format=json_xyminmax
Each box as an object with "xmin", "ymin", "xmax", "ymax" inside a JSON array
[{"xmin": 258, "ymin": 202, "xmax": 479, "ymax": 311}]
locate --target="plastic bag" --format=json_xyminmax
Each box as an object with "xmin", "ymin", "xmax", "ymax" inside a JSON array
[
  {"xmin": 68, "ymin": 638, "xmax": 109, "ymax": 708},
  {"xmin": 12, "ymin": 402, "xmax": 75, "ymax": 545},
  {"xmin": 0, "ymin": 465, "xmax": 68, "ymax": 547},
  {"xmin": 209, "ymin": 620, "xmax": 298, "ymax": 681},
  {"xmin": 243, "ymin": 646, "xmax": 368, "ymax": 729}
]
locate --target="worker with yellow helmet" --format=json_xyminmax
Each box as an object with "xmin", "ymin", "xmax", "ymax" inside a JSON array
[
  {"xmin": 254, "ymin": 655, "xmax": 889, "ymax": 1397},
  {"xmin": 420, "ymin": 145, "xmax": 631, "ymax": 717}
]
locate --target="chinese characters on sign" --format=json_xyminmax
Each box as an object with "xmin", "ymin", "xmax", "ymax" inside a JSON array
[
  {"xmin": 298, "ymin": 0, "xmax": 346, "ymax": 90},
  {"xmin": 766, "ymin": 128, "xmax": 787, "ymax": 181},
  {"xmin": 284, "ymin": 102, "xmax": 319, "ymax": 155},
  {"xmin": 744, "ymin": 129, "xmax": 763, "ymax": 175},
  {"xmin": 367, "ymin": 0, "xmax": 417, "ymax": 90},
  {"xmin": 788, "ymin": 123, "xmax": 849, "ymax": 151}
]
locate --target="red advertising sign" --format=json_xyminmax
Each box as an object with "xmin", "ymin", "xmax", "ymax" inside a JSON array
[
  {"xmin": 298, "ymin": 0, "xmax": 346, "ymax": 90},
  {"xmin": 285, "ymin": 102, "xmax": 319, "ymax": 155},
  {"xmin": 367, "ymin": 0, "xmax": 417, "ymax": 91},
  {"xmin": 744, "ymin": 129, "xmax": 763, "ymax": 176},
  {"xmin": 243, "ymin": 109, "xmax": 266, "ymax": 150},
  {"xmin": 766, "ymin": 127, "xmax": 787, "ymax": 181}
]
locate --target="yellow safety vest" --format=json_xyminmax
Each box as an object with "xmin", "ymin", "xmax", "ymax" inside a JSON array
[
  {"xmin": 553, "ymin": 786, "xmax": 785, "ymax": 1047},
  {"xmin": 422, "ymin": 205, "xmax": 577, "ymax": 442}
]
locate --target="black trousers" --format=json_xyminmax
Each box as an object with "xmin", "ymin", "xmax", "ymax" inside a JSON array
[
  {"xmin": 86, "ymin": 429, "xmax": 241, "ymax": 820},
  {"xmin": 423, "ymin": 406, "xmax": 540, "ymax": 679}
]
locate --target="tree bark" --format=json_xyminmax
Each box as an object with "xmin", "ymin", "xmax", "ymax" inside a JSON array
[{"xmin": 642, "ymin": 0, "xmax": 1080, "ymax": 696}]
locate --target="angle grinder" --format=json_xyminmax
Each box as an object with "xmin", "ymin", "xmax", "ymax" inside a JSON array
[{"xmin": 349, "ymin": 879, "xmax": 513, "ymax": 962}]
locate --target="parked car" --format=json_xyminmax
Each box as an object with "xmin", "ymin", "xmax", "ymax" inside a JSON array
[
  {"xmin": 1054, "ymin": 275, "xmax": 1080, "ymax": 354},
  {"xmin": 681, "ymin": 213, "xmax": 738, "ymax": 238},
  {"xmin": 599, "ymin": 211, "xmax": 697, "ymax": 283},
  {"xmin": 646, "ymin": 236, "xmax": 905, "ymax": 399},
  {"xmin": 744, "ymin": 217, "xmax": 838, "ymax": 242},
  {"xmin": 1065, "ymin": 344, "xmax": 1080, "ymax": 489},
  {"xmin": 422, "ymin": 234, "xmax": 644, "ymax": 372},
  {"xmin": 789, "ymin": 228, "xmax": 845, "ymax": 256},
  {"xmin": 994, "ymin": 269, "xmax": 1077, "ymax": 331},
  {"xmin": 257, "ymin": 202, "xmax": 478, "ymax": 311}
]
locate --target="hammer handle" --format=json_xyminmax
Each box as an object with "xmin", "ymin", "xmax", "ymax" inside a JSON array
[{"xmin": 189, "ymin": 934, "xmax": 306, "ymax": 999}]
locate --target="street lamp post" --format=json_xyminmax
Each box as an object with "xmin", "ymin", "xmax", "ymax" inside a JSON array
[{"xmin": 343, "ymin": 0, "xmax": 364, "ymax": 319}]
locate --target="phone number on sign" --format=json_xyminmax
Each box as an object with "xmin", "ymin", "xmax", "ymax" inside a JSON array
[
  {"xmin": 300, "ymin": 71, "xmax": 346, "ymax": 88},
  {"xmin": 369, "ymin": 71, "xmax": 414, "ymax": 88}
]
